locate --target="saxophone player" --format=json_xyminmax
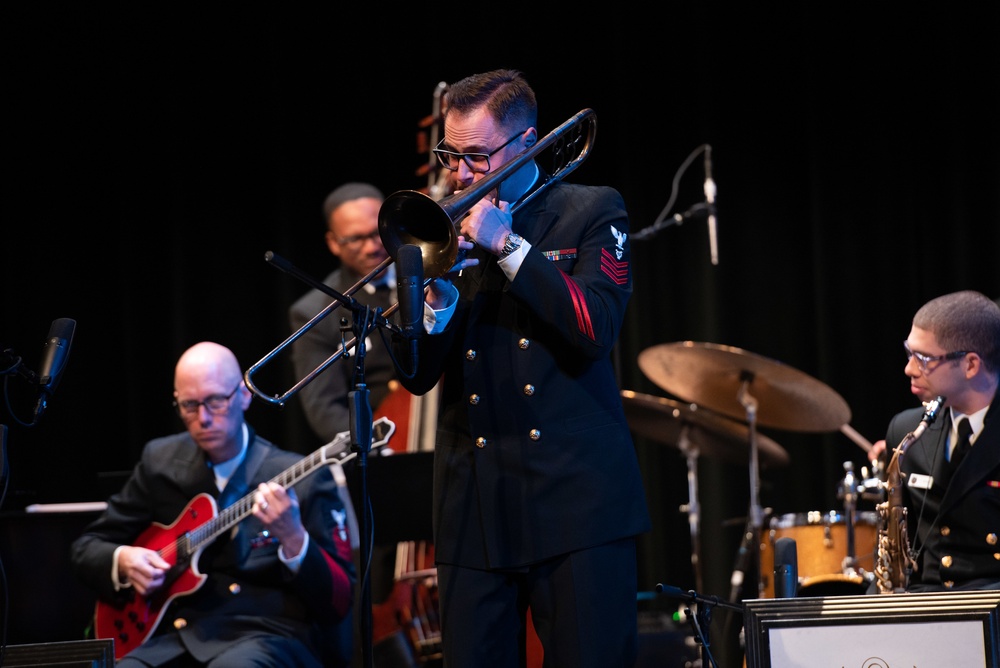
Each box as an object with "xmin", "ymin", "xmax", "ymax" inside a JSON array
[{"xmin": 874, "ymin": 290, "xmax": 1000, "ymax": 592}]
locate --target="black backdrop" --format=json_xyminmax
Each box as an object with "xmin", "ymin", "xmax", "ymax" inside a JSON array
[{"xmin": 3, "ymin": 5, "xmax": 998, "ymax": 663}]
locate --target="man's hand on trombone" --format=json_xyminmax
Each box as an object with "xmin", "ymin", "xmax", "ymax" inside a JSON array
[
  {"xmin": 461, "ymin": 196, "xmax": 512, "ymax": 256},
  {"xmin": 425, "ymin": 236, "xmax": 478, "ymax": 309}
]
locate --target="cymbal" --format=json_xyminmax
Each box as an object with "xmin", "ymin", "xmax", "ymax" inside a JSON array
[
  {"xmin": 637, "ymin": 341, "xmax": 851, "ymax": 432},
  {"xmin": 621, "ymin": 390, "xmax": 790, "ymax": 468}
]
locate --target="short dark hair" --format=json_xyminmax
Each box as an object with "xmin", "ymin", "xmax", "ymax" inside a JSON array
[
  {"xmin": 913, "ymin": 290, "xmax": 1000, "ymax": 374},
  {"xmin": 445, "ymin": 69, "xmax": 538, "ymax": 134},
  {"xmin": 321, "ymin": 182, "xmax": 384, "ymax": 223}
]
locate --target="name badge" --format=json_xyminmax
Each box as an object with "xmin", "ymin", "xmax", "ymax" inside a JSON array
[{"xmin": 908, "ymin": 473, "xmax": 934, "ymax": 490}]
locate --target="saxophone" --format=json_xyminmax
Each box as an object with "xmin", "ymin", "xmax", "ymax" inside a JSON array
[{"xmin": 874, "ymin": 396, "xmax": 945, "ymax": 594}]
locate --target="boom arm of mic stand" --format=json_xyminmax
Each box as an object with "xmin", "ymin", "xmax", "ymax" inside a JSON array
[
  {"xmin": 632, "ymin": 203, "xmax": 711, "ymax": 241},
  {"xmin": 655, "ymin": 584, "xmax": 743, "ymax": 613},
  {"xmin": 265, "ymin": 251, "xmax": 404, "ymax": 337}
]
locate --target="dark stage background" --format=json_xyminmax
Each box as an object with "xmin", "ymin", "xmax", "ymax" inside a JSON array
[{"xmin": 2, "ymin": 6, "xmax": 998, "ymax": 665}]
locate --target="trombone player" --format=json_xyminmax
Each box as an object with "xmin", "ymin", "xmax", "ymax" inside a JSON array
[{"xmin": 390, "ymin": 69, "xmax": 651, "ymax": 667}]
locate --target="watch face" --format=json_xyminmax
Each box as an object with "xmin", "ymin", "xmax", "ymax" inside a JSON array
[{"xmin": 503, "ymin": 233, "xmax": 522, "ymax": 256}]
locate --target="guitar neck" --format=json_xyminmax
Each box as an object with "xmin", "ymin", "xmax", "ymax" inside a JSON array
[{"xmin": 185, "ymin": 416, "xmax": 394, "ymax": 553}]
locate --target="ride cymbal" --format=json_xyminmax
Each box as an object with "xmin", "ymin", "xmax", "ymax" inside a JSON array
[
  {"xmin": 637, "ymin": 341, "xmax": 851, "ymax": 432},
  {"xmin": 621, "ymin": 390, "xmax": 789, "ymax": 468}
]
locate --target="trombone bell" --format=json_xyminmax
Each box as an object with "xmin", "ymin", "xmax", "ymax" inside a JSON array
[{"xmin": 378, "ymin": 190, "xmax": 458, "ymax": 279}]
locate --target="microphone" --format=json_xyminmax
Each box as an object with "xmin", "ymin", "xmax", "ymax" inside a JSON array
[
  {"xmin": 703, "ymin": 145, "xmax": 718, "ymax": 265},
  {"xmin": 34, "ymin": 318, "xmax": 76, "ymax": 421},
  {"xmin": 773, "ymin": 537, "xmax": 798, "ymax": 598},
  {"xmin": 397, "ymin": 244, "xmax": 424, "ymax": 342}
]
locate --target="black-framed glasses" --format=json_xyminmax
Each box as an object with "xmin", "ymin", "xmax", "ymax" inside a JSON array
[
  {"xmin": 433, "ymin": 130, "xmax": 526, "ymax": 173},
  {"xmin": 335, "ymin": 229, "xmax": 381, "ymax": 248},
  {"xmin": 903, "ymin": 341, "xmax": 968, "ymax": 373},
  {"xmin": 174, "ymin": 384, "xmax": 241, "ymax": 416}
]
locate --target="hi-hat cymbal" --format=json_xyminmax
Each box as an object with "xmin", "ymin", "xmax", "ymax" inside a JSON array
[
  {"xmin": 621, "ymin": 390, "xmax": 789, "ymax": 468},
  {"xmin": 637, "ymin": 341, "xmax": 851, "ymax": 432}
]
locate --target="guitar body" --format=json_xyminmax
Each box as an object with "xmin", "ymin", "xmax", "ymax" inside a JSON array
[{"xmin": 95, "ymin": 493, "xmax": 215, "ymax": 660}]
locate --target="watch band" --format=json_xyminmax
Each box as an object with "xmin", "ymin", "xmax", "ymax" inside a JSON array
[{"xmin": 500, "ymin": 232, "xmax": 523, "ymax": 258}]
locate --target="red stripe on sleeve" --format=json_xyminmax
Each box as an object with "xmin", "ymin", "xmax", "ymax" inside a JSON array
[{"xmin": 560, "ymin": 272, "xmax": 595, "ymax": 340}]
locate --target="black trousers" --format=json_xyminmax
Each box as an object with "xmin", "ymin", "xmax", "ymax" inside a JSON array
[{"xmin": 437, "ymin": 536, "xmax": 639, "ymax": 668}]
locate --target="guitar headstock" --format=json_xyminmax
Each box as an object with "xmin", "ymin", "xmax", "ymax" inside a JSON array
[
  {"xmin": 321, "ymin": 416, "xmax": 397, "ymax": 465},
  {"xmin": 371, "ymin": 415, "xmax": 396, "ymax": 451}
]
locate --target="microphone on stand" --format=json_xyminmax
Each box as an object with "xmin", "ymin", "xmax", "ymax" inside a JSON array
[
  {"xmin": 397, "ymin": 244, "xmax": 424, "ymax": 370},
  {"xmin": 773, "ymin": 537, "xmax": 798, "ymax": 598},
  {"xmin": 703, "ymin": 145, "xmax": 718, "ymax": 265},
  {"xmin": 34, "ymin": 318, "xmax": 76, "ymax": 422}
]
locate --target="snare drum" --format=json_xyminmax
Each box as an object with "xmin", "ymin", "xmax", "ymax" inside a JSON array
[{"xmin": 758, "ymin": 510, "xmax": 877, "ymax": 598}]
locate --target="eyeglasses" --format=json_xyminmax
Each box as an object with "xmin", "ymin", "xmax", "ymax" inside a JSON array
[
  {"xmin": 903, "ymin": 341, "xmax": 968, "ymax": 373},
  {"xmin": 433, "ymin": 130, "xmax": 526, "ymax": 173},
  {"xmin": 335, "ymin": 229, "xmax": 382, "ymax": 248},
  {"xmin": 174, "ymin": 384, "xmax": 241, "ymax": 416}
]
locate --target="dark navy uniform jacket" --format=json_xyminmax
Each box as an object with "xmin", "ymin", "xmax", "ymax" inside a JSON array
[
  {"xmin": 889, "ymin": 393, "xmax": 1000, "ymax": 591},
  {"xmin": 396, "ymin": 178, "xmax": 652, "ymax": 570}
]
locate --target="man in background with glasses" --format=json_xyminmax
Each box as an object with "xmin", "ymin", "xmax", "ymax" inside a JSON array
[
  {"xmin": 875, "ymin": 290, "xmax": 1000, "ymax": 592},
  {"xmin": 289, "ymin": 182, "xmax": 398, "ymax": 447},
  {"xmin": 71, "ymin": 341, "xmax": 356, "ymax": 666}
]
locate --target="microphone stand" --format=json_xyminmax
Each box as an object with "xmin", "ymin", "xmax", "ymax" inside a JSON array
[
  {"xmin": 737, "ymin": 371, "xmax": 763, "ymax": 601},
  {"xmin": 348, "ymin": 308, "xmax": 376, "ymax": 668},
  {"xmin": 655, "ymin": 584, "xmax": 742, "ymax": 668},
  {"xmin": 632, "ymin": 202, "xmax": 713, "ymax": 241},
  {"xmin": 263, "ymin": 252, "xmax": 403, "ymax": 668}
]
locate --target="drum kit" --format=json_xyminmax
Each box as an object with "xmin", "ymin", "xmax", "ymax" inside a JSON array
[{"xmin": 626, "ymin": 340, "xmax": 883, "ymax": 600}]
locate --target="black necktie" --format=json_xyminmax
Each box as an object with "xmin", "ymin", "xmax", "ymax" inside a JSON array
[{"xmin": 950, "ymin": 418, "xmax": 973, "ymax": 470}]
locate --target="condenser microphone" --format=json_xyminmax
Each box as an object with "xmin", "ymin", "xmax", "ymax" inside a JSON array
[
  {"xmin": 773, "ymin": 536, "xmax": 798, "ymax": 598},
  {"xmin": 397, "ymin": 244, "xmax": 424, "ymax": 342},
  {"xmin": 703, "ymin": 145, "xmax": 718, "ymax": 266},
  {"xmin": 34, "ymin": 317, "xmax": 76, "ymax": 421}
]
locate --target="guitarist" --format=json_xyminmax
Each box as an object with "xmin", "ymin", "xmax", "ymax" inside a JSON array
[{"xmin": 70, "ymin": 341, "xmax": 356, "ymax": 667}]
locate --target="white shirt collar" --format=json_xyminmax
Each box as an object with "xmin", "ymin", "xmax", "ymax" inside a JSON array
[
  {"xmin": 949, "ymin": 405, "xmax": 988, "ymax": 450},
  {"xmin": 210, "ymin": 423, "xmax": 249, "ymax": 492}
]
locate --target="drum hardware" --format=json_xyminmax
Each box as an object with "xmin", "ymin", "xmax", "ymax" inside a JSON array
[
  {"xmin": 836, "ymin": 461, "xmax": 866, "ymax": 578},
  {"xmin": 840, "ymin": 422, "xmax": 886, "ymax": 500},
  {"xmin": 638, "ymin": 341, "xmax": 853, "ymax": 599},
  {"xmin": 620, "ymin": 390, "xmax": 788, "ymax": 594},
  {"xmin": 858, "ymin": 469, "xmax": 886, "ymax": 502}
]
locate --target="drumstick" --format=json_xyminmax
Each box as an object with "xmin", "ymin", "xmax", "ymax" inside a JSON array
[{"xmin": 840, "ymin": 423, "xmax": 873, "ymax": 453}]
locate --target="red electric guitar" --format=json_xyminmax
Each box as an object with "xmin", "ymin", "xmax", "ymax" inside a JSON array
[{"xmin": 95, "ymin": 416, "xmax": 396, "ymax": 660}]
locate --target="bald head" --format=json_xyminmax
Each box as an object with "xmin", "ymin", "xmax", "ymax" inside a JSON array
[
  {"xmin": 173, "ymin": 342, "xmax": 252, "ymax": 463},
  {"xmin": 175, "ymin": 341, "xmax": 243, "ymax": 388}
]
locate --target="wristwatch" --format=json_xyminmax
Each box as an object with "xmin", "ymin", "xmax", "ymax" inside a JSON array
[{"xmin": 500, "ymin": 232, "xmax": 523, "ymax": 258}]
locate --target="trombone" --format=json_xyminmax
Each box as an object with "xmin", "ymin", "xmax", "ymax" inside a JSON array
[{"xmin": 244, "ymin": 108, "xmax": 598, "ymax": 405}]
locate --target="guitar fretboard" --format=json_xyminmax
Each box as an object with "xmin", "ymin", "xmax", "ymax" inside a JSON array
[{"xmin": 183, "ymin": 417, "xmax": 393, "ymax": 554}]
